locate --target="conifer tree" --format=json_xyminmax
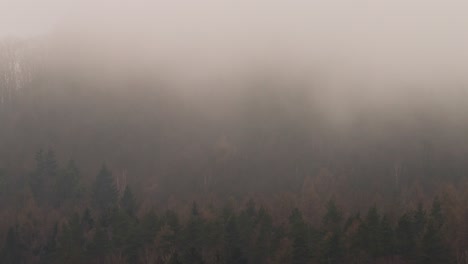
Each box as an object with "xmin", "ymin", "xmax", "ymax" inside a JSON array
[
  {"xmin": 225, "ymin": 214, "xmax": 247, "ymax": 264},
  {"xmin": 1, "ymin": 227, "xmax": 22, "ymax": 264},
  {"xmin": 92, "ymin": 165, "xmax": 118, "ymax": 211},
  {"xmin": 89, "ymin": 225, "xmax": 111, "ymax": 261},
  {"xmin": 40, "ymin": 223, "xmax": 58, "ymax": 264},
  {"xmin": 55, "ymin": 160, "xmax": 81, "ymax": 207},
  {"xmin": 413, "ymin": 203, "xmax": 427, "ymax": 238},
  {"xmin": 30, "ymin": 149, "xmax": 45, "ymax": 204},
  {"xmin": 321, "ymin": 200, "xmax": 344, "ymax": 264},
  {"xmin": 120, "ymin": 185, "xmax": 137, "ymax": 216},
  {"xmin": 57, "ymin": 213, "xmax": 85, "ymax": 264},
  {"xmin": 396, "ymin": 213, "xmax": 416, "ymax": 259},
  {"xmin": 289, "ymin": 208, "xmax": 310, "ymax": 264},
  {"xmin": 380, "ymin": 215, "xmax": 395, "ymax": 258},
  {"xmin": 140, "ymin": 210, "xmax": 160, "ymax": 245},
  {"xmin": 364, "ymin": 206, "xmax": 381, "ymax": 257},
  {"xmin": 430, "ymin": 197, "xmax": 444, "ymax": 230},
  {"xmin": 421, "ymin": 220, "xmax": 450, "ymax": 264}
]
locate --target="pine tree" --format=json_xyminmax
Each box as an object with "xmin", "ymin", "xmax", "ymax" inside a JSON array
[
  {"xmin": 225, "ymin": 214, "xmax": 247, "ymax": 264},
  {"xmin": 92, "ymin": 165, "xmax": 118, "ymax": 211},
  {"xmin": 89, "ymin": 225, "xmax": 110, "ymax": 260},
  {"xmin": 40, "ymin": 223, "xmax": 58, "ymax": 264},
  {"xmin": 364, "ymin": 206, "xmax": 381, "ymax": 257},
  {"xmin": 183, "ymin": 202, "xmax": 205, "ymax": 262},
  {"xmin": 140, "ymin": 210, "xmax": 160, "ymax": 245},
  {"xmin": 321, "ymin": 200, "xmax": 344, "ymax": 264},
  {"xmin": 413, "ymin": 203, "xmax": 427, "ymax": 237},
  {"xmin": 289, "ymin": 208, "xmax": 310, "ymax": 264},
  {"xmin": 30, "ymin": 149, "xmax": 45, "ymax": 204},
  {"xmin": 57, "ymin": 213, "xmax": 85, "ymax": 264},
  {"xmin": 169, "ymin": 251, "xmax": 183, "ymax": 264},
  {"xmin": 186, "ymin": 247, "xmax": 205, "ymax": 264},
  {"xmin": 252, "ymin": 207, "xmax": 273, "ymax": 264},
  {"xmin": 421, "ymin": 220, "xmax": 450, "ymax": 264},
  {"xmin": 45, "ymin": 149, "xmax": 58, "ymax": 179},
  {"xmin": 0, "ymin": 168, "xmax": 7, "ymax": 194},
  {"xmin": 55, "ymin": 160, "xmax": 82, "ymax": 207},
  {"xmin": 120, "ymin": 185, "xmax": 137, "ymax": 216},
  {"xmin": 81, "ymin": 208, "xmax": 94, "ymax": 231},
  {"xmin": 238, "ymin": 199, "xmax": 257, "ymax": 261},
  {"xmin": 430, "ymin": 197, "xmax": 444, "ymax": 230},
  {"xmin": 396, "ymin": 213, "xmax": 416, "ymax": 259},
  {"xmin": 323, "ymin": 199, "xmax": 343, "ymax": 233},
  {"xmin": 379, "ymin": 215, "xmax": 395, "ymax": 258},
  {"xmin": 1, "ymin": 227, "xmax": 22, "ymax": 264}
]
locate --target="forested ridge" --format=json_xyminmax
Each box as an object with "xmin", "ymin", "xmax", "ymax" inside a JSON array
[
  {"xmin": 0, "ymin": 149, "xmax": 462, "ymax": 263},
  {"xmin": 0, "ymin": 38, "xmax": 468, "ymax": 263}
]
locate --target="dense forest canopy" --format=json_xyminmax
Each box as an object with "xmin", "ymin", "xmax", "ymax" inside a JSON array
[{"xmin": 0, "ymin": 34, "xmax": 467, "ymax": 263}]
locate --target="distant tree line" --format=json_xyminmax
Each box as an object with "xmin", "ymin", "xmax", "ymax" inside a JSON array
[{"xmin": 0, "ymin": 150, "xmax": 463, "ymax": 264}]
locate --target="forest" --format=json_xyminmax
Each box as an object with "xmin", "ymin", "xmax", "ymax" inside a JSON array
[{"xmin": 0, "ymin": 36, "xmax": 468, "ymax": 264}]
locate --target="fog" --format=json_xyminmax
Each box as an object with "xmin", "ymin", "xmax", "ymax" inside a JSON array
[
  {"xmin": 3, "ymin": 0, "xmax": 468, "ymax": 80},
  {"xmin": 1, "ymin": 0, "xmax": 468, "ymax": 130},
  {"xmin": 2, "ymin": 1, "xmax": 468, "ymax": 262}
]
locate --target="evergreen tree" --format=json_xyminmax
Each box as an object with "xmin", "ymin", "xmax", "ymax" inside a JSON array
[
  {"xmin": 81, "ymin": 208, "xmax": 94, "ymax": 231},
  {"xmin": 187, "ymin": 203, "xmax": 203, "ymax": 243},
  {"xmin": 379, "ymin": 215, "xmax": 395, "ymax": 258},
  {"xmin": 92, "ymin": 165, "xmax": 118, "ymax": 211},
  {"xmin": 140, "ymin": 210, "xmax": 161, "ymax": 245},
  {"xmin": 186, "ymin": 247, "xmax": 205, "ymax": 264},
  {"xmin": 430, "ymin": 197, "xmax": 444, "ymax": 230},
  {"xmin": 413, "ymin": 203, "xmax": 427, "ymax": 237},
  {"xmin": 55, "ymin": 160, "xmax": 82, "ymax": 207},
  {"xmin": 238, "ymin": 200, "xmax": 257, "ymax": 261},
  {"xmin": 40, "ymin": 223, "xmax": 58, "ymax": 264},
  {"xmin": 89, "ymin": 225, "xmax": 111, "ymax": 260},
  {"xmin": 124, "ymin": 223, "xmax": 144, "ymax": 263},
  {"xmin": 0, "ymin": 168, "xmax": 7, "ymax": 195},
  {"xmin": 320, "ymin": 200, "xmax": 344, "ymax": 264},
  {"xmin": 45, "ymin": 149, "xmax": 58, "ymax": 179},
  {"xmin": 321, "ymin": 232, "xmax": 343, "ymax": 264},
  {"xmin": 364, "ymin": 206, "xmax": 381, "ymax": 257},
  {"xmin": 252, "ymin": 207, "xmax": 273, "ymax": 264},
  {"xmin": 323, "ymin": 199, "xmax": 343, "ymax": 233},
  {"xmin": 396, "ymin": 213, "xmax": 416, "ymax": 259},
  {"xmin": 289, "ymin": 208, "xmax": 310, "ymax": 264},
  {"xmin": 109, "ymin": 208, "xmax": 135, "ymax": 249},
  {"xmin": 30, "ymin": 149, "xmax": 45, "ymax": 204},
  {"xmin": 1, "ymin": 227, "xmax": 22, "ymax": 264},
  {"xmin": 225, "ymin": 214, "xmax": 247, "ymax": 264},
  {"xmin": 421, "ymin": 220, "xmax": 450, "ymax": 264},
  {"xmin": 57, "ymin": 213, "xmax": 85, "ymax": 264},
  {"xmin": 183, "ymin": 202, "xmax": 205, "ymax": 262},
  {"xmin": 120, "ymin": 185, "xmax": 137, "ymax": 216},
  {"xmin": 169, "ymin": 251, "xmax": 183, "ymax": 264}
]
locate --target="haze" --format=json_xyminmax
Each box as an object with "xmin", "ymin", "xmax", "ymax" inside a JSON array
[
  {"xmin": 1, "ymin": 1, "xmax": 468, "ymax": 263},
  {"xmin": 2, "ymin": 0, "xmax": 468, "ymax": 82}
]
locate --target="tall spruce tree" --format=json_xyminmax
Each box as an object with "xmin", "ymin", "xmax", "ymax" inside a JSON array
[
  {"xmin": 57, "ymin": 213, "xmax": 85, "ymax": 264},
  {"xmin": 54, "ymin": 160, "xmax": 81, "ymax": 207},
  {"xmin": 421, "ymin": 220, "xmax": 450, "ymax": 264},
  {"xmin": 1, "ymin": 227, "xmax": 22, "ymax": 264},
  {"xmin": 92, "ymin": 165, "xmax": 118, "ymax": 211},
  {"xmin": 396, "ymin": 213, "xmax": 416, "ymax": 259},
  {"xmin": 120, "ymin": 185, "xmax": 137, "ymax": 216},
  {"xmin": 321, "ymin": 200, "xmax": 344, "ymax": 264},
  {"xmin": 30, "ymin": 149, "xmax": 45, "ymax": 204}
]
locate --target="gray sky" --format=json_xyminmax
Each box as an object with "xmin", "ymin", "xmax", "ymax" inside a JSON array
[
  {"xmin": 1, "ymin": 0, "xmax": 467, "ymax": 84},
  {"xmin": 2, "ymin": 0, "xmax": 466, "ymax": 33}
]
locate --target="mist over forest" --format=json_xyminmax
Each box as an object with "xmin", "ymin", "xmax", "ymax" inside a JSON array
[{"xmin": 1, "ymin": 1, "xmax": 468, "ymax": 263}]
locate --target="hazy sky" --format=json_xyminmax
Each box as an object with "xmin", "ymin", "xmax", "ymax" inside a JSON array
[
  {"xmin": 2, "ymin": 0, "xmax": 467, "ymax": 34},
  {"xmin": 1, "ymin": 0, "xmax": 467, "ymax": 85}
]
